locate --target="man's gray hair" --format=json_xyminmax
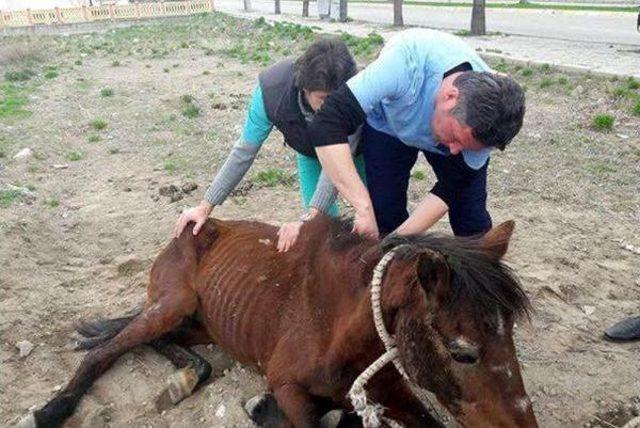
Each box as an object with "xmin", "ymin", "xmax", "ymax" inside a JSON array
[{"xmin": 451, "ymin": 72, "xmax": 525, "ymax": 151}]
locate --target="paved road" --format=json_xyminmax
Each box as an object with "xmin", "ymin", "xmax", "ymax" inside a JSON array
[
  {"xmin": 218, "ymin": 0, "xmax": 640, "ymax": 45},
  {"xmin": 215, "ymin": 0, "xmax": 640, "ymax": 77}
]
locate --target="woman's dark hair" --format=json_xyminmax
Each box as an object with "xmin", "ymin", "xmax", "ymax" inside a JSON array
[{"xmin": 294, "ymin": 38, "xmax": 357, "ymax": 92}]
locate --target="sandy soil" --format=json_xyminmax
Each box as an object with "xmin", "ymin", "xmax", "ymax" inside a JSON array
[{"xmin": 1, "ymin": 12, "xmax": 639, "ymax": 428}]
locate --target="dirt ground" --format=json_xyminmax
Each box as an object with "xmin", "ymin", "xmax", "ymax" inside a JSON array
[{"xmin": 1, "ymin": 12, "xmax": 639, "ymax": 428}]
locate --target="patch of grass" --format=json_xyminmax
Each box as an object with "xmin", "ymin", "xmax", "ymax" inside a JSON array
[
  {"xmin": 90, "ymin": 118, "xmax": 108, "ymax": 130},
  {"xmin": 612, "ymin": 87, "xmax": 630, "ymax": 98},
  {"xmin": 87, "ymin": 134, "xmax": 101, "ymax": 143},
  {"xmin": 411, "ymin": 170, "xmax": 426, "ymax": 180},
  {"xmin": 626, "ymin": 77, "xmax": 639, "ymax": 90},
  {"xmin": 252, "ymin": 168, "xmax": 295, "ymax": 187},
  {"xmin": 558, "ymin": 76, "xmax": 569, "ymax": 85},
  {"xmin": 0, "ymin": 83, "xmax": 31, "ymax": 119},
  {"xmin": 539, "ymin": 78, "xmax": 554, "ymax": 89},
  {"xmin": 454, "ymin": 29, "xmax": 472, "ymax": 37},
  {"xmin": 182, "ymin": 103, "xmax": 200, "ymax": 118},
  {"xmin": 100, "ymin": 87, "xmax": 114, "ymax": 97},
  {"xmin": 632, "ymin": 101, "xmax": 640, "ymax": 116},
  {"xmin": 74, "ymin": 59, "xmax": 83, "ymax": 66},
  {"xmin": 108, "ymin": 147, "xmax": 120, "ymax": 154},
  {"xmin": 44, "ymin": 198, "xmax": 60, "ymax": 208},
  {"xmin": 4, "ymin": 69, "xmax": 35, "ymax": 82},
  {"xmin": 164, "ymin": 160, "xmax": 178, "ymax": 173},
  {"xmin": 339, "ymin": 31, "xmax": 384, "ymax": 57},
  {"xmin": 493, "ymin": 62, "xmax": 508, "ymax": 73},
  {"xmin": 67, "ymin": 150, "xmax": 83, "ymax": 161},
  {"xmin": 520, "ymin": 68, "xmax": 534, "ymax": 77},
  {"xmin": 112, "ymin": 60, "xmax": 121, "ymax": 67},
  {"xmin": 44, "ymin": 69, "xmax": 59, "ymax": 79},
  {"xmin": 0, "ymin": 189, "xmax": 23, "ymax": 208},
  {"xmin": 591, "ymin": 113, "xmax": 615, "ymax": 131},
  {"xmin": 181, "ymin": 94, "xmax": 194, "ymax": 104},
  {"xmin": 163, "ymin": 67, "xmax": 170, "ymax": 73},
  {"xmin": 539, "ymin": 63, "xmax": 551, "ymax": 73}
]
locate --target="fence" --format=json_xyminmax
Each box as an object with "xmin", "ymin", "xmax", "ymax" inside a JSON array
[{"xmin": 0, "ymin": 0, "xmax": 214, "ymax": 28}]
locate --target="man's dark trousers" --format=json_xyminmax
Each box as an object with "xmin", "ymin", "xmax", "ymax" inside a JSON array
[{"xmin": 361, "ymin": 123, "xmax": 492, "ymax": 237}]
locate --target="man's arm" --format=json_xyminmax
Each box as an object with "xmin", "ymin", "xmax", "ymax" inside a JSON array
[{"xmin": 394, "ymin": 193, "xmax": 448, "ymax": 235}]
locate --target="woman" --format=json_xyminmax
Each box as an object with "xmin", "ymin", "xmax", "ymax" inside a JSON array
[{"xmin": 174, "ymin": 38, "xmax": 365, "ymax": 250}]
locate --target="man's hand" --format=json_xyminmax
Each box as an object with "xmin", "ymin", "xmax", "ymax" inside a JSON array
[
  {"xmin": 174, "ymin": 200, "xmax": 213, "ymax": 238},
  {"xmin": 353, "ymin": 206, "xmax": 379, "ymax": 239},
  {"xmin": 277, "ymin": 221, "xmax": 304, "ymax": 253}
]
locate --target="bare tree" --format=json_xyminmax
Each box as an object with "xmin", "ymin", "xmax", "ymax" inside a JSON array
[
  {"xmin": 243, "ymin": 0, "xmax": 251, "ymax": 12},
  {"xmin": 275, "ymin": 0, "xmax": 281, "ymax": 14},
  {"xmin": 470, "ymin": 0, "xmax": 485, "ymax": 35},
  {"xmin": 302, "ymin": 0, "xmax": 309, "ymax": 17},
  {"xmin": 393, "ymin": 0, "xmax": 403, "ymax": 27}
]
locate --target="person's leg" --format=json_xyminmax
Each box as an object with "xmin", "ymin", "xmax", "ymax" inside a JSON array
[
  {"xmin": 296, "ymin": 153, "xmax": 339, "ymax": 217},
  {"xmin": 362, "ymin": 123, "xmax": 418, "ymax": 236},
  {"xmin": 423, "ymin": 152, "xmax": 492, "ymax": 237}
]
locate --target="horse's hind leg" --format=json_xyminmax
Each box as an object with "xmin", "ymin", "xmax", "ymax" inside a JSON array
[
  {"xmin": 152, "ymin": 341, "xmax": 213, "ymax": 411},
  {"xmin": 32, "ymin": 290, "xmax": 198, "ymax": 427}
]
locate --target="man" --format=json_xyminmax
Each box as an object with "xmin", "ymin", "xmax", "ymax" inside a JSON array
[{"xmin": 308, "ymin": 28, "xmax": 526, "ymax": 238}]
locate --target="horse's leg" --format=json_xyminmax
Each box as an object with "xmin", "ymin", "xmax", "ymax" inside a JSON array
[
  {"xmin": 271, "ymin": 383, "xmax": 321, "ymax": 428},
  {"xmin": 152, "ymin": 340, "xmax": 212, "ymax": 411},
  {"xmin": 32, "ymin": 290, "xmax": 198, "ymax": 428},
  {"xmin": 372, "ymin": 381, "xmax": 444, "ymax": 428}
]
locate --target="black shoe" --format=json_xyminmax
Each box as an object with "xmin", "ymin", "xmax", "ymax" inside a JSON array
[{"xmin": 604, "ymin": 316, "xmax": 640, "ymax": 342}]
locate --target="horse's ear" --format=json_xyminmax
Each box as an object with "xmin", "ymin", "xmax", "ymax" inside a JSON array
[
  {"xmin": 482, "ymin": 220, "xmax": 515, "ymax": 262},
  {"xmin": 417, "ymin": 249, "xmax": 449, "ymax": 300}
]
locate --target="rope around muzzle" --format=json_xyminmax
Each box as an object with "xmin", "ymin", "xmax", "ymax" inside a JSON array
[{"xmin": 348, "ymin": 245, "xmax": 411, "ymax": 428}]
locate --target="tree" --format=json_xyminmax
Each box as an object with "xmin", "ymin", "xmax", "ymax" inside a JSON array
[
  {"xmin": 470, "ymin": 0, "xmax": 485, "ymax": 35},
  {"xmin": 339, "ymin": 0, "xmax": 348, "ymax": 22},
  {"xmin": 275, "ymin": 0, "xmax": 281, "ymax": 14},
  {"xmin": 393, "ymin": 0, "xmax": 403, "ymax": 27},
  {"xmin": 302, "ymin": 0, "xmax": 309, "ymax": 17}
]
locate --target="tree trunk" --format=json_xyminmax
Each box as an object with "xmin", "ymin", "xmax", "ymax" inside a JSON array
[
  {"xmin": 470, "ymin": 0, "xmax": 485, "ymax": 35},
  {"xmin": 275, "ymin": 0, "xmax": 281, "ymax": 14},
  {"xmin": 393, "ymin": 0, "xmax": 403, "ymax": 27},
  {"xmin": 339, "ymin": 0, "xmax": 347, "ymax": 21},
  {"xmin": 302, "ymin": 0, "xmax": 309, "ymax": 16},
  {"xmin": 243, "ymin": 0, "xmax": 251, "ymax": 12}
]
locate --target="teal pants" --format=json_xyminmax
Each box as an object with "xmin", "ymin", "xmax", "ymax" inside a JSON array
[{"xmin": 296, "ymin": 153, "xmax": 367, "ymax": 217}]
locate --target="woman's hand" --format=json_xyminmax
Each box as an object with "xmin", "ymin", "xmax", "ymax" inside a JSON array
[
  {"xmin": 174, "ymin": 201, "xmax": 214, "ymax": 238},
  {"xmin": 277, "ymin": 221, "xmax": 304, "ymax": 252}
]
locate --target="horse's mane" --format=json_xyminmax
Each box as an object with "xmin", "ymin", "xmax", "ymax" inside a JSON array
[{"xmin": 382, "ymin": 232, "xmax": 531, "ymax": 325}]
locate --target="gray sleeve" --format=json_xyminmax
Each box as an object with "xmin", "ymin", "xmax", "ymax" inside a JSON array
[
  {"xmin": 204, "ymin": 138, "xmax": 261, "ymax": 206},
  {"xmin": 308, "ymin": 125, "xmax": 362, "ymax": 213}
]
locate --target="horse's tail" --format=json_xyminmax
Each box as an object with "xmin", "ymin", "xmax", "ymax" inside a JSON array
[{"xmin": 74, "ymin": 305, "xmax": 143, "ymax": 350}]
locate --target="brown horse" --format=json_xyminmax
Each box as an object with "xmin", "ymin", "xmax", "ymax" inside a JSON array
[{"xmin": 19, "ymin": 215, "xmax": 537, "ymax": 427}]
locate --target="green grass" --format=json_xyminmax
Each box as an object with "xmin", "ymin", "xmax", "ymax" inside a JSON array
[
  {"xmin": 0, "ymin": 83, "xmax": 31, "ymax": 119},
  {"xmin": 0, "ymin": 189, "xmax": 23, "ymax": 208},
  {"xmin": 539, "ymin": 78, "xmax": 554, "ymax": 89},
  {"xmin": 353, "ymin": 0, "xmax": 637, "ymax": 12},
  {"xmin": 181, "ymin": 94, "xmax": 194, "ymax": 104},
  {"xmin": 87, "ymin": 134, "xmax": 101, "ymax": 143},
  {"xmin": 411, "ymin": 170, "xmax": 426, "ymax": 180},
  {"xmin": 520, "ymin": 68, "xmax": 534, "ymax": 77},
  {"xmin": 591, "ymin": 114, "xmax": 615, "ymax": 131},
  {"xmin": 182, "ymin": 103, "xmax": 200, "ymax": 118},
  {"xmin": 339, "ymin": 31, "xmax": 384, "ymax": 57},
  {"xmin": 626, "ymin": 77, "xmax": 639, "ymax": 90},
  {"xmin": 112, "ymin": 60, "xmax": 121, "ymax": 67},
  {"xmin": 100, "ymin": 87, "xmax": 114, "ymax": 97},
  {"xmin": 90, "ymin": 118, "xmax": 108, "ymax": 130},
  {"xmin": 108, "ymin": 147, "xmax": 120, "ymax": 154},
  {"xmin": 558, "ymin": 76, "xmax": 569, "ymax": 85},
  {"xmin": 164, "ymin": 160, "xmax": 178, "ymax": 173},
  {"xmin": 44, "ymin": 198, "xmax": 60, "ymax": 208},
  {"xmin": 67, "ymin": 150, "xmax": 83, "ymax": 161},
  {"xmin": 4, "ymin": 69, "xmax": 35, "ymax": 82},
  {"xmin": 252, "ymin": 168, "xmax": 295, "ymax": 187},
  {"xmin": 44, "ymin": 69, "xmax": 58, "ymax": 79},
  {"xmin": 454, "ymin": 29, "xmax": 472, "ymax": 37},
  {"xmin": 632, "ymin": 101, "xmax": 640, "ymax": 116},
  {"xmin": 74, "ymin": 59, "xmax": 83, "ymax": 66}
]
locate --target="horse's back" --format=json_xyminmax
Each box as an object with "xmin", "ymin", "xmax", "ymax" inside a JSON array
[{"xmin": 193, "ymin": 218, "xmax": 303, "ymax": 365}]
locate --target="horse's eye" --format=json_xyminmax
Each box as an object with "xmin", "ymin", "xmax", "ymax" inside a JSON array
[{"xmin": 448, "ymin": 339, "xmax": 480, "ymax": 365}]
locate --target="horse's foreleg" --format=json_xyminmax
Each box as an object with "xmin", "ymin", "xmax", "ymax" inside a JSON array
[
  {"xmin": 272, "ymin": 383, "xmax": 321, "ymax": 428},
  {"xmin": 32, "ymin": 294, "xmax": 197, "ymax": 428}
]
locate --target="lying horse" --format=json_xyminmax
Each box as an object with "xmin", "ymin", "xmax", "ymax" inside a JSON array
[{"xmin": 20, "ymin": 215, "xmax": 537, "ymax": 427}]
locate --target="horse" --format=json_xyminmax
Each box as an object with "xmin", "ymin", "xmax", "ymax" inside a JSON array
[{"xmin": 17, "ymin": 215, "xmax": 538, "ymax": 427}]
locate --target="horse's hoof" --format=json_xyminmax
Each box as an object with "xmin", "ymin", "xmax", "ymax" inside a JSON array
[
  {"xmin": 320, "ymin": 410, "xmax": 362, "ymax": 428},
  {"xmin": 13, "ymin": 413, "xmax": 36, "ymax": 428},
  {"xmin": 244, "ymin": 394, "xmax": 283, "ymax": 427},
  {"xmin": 155, "ymin": 366, "xmax": 199, "ymax": 411}
]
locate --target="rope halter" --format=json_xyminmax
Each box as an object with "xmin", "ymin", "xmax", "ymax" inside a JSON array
[{"xmin": 347, "ymin": 245, "xmax": 411, "ymax": 428}]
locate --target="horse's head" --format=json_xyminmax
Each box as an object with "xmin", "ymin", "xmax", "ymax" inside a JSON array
[{"xmin": 383, "ymin": 221, "xmax": 537, "ymax": 427}]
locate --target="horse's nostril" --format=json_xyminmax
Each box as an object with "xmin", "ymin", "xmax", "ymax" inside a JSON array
[{"xmin": 449, "ymin": 340, "xmax": 480, "ymax": 365}]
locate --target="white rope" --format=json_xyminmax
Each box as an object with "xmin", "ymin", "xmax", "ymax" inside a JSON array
[{"xmin": 347, "ymin": 245, "xmax": 411, "ymax": 428}]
